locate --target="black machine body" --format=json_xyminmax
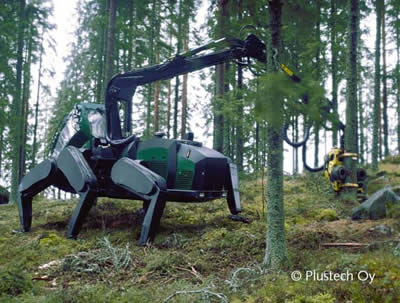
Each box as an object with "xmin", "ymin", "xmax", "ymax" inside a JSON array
[{"xmin": 17, "ymin": 33, "xmax": 264, "ymax": 244}]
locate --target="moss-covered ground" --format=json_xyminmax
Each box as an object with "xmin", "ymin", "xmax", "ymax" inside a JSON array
[{"xmin": 1, "ymin": 157, "xmax": 400, "ymax": 302}]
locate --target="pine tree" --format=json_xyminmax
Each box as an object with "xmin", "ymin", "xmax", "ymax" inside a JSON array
[
  {"xmin": 214, "ymin": 0, "xmax": 228, "ymax": 152},
  {"xmin": 381, "ymin": 3, "xmax": 389, "ymax": 157},
  {"xmin": 396, "ymin": 4, "xmax": 400, "ymax": 154},
  {"xmin": 372, "ymin": 0, "xmax": 383, "ymax": 171},
  {"xmin": 10, "ymin": 0, "xmax": 26, "ymax": 204},
  {"xmin": 344, "ymin": 0, "xmax": 359, "ymax": 195},
  {"xmin": 263, "ymin": 0, "xmax": 288, "ymax": 270},
  {"xmin": 105, "ymin": 0, "xmax": 117, "ymax": 83}
]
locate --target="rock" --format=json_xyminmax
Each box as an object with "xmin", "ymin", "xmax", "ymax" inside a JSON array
[
  {"xmin": 368, "ymin": 224, "xmax": 392, "ymax": 236},
  {"xmin": 351, "ymin": 187, "xmax": 400, "ymax": 220}
]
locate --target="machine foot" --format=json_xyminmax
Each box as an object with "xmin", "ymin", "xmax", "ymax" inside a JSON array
[{"xmin": 228, "ymin": 214, "xmax": 250, "ymax": 224}]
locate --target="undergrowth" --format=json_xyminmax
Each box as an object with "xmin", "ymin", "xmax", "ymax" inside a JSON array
[{"xmin": 0, "ymin": 157, "xmax": 400, "ymax": 302}]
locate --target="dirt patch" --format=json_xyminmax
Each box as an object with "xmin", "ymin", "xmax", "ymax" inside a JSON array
[{"xmin": 40, "ymin": 221, "xmax": 68, "ymax": 230}]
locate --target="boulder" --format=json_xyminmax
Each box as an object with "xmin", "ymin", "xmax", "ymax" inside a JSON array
[
  {"xmin": 368, "ymin": 224, "xmax": 392, "ymax": 236},
  {"xmin": 351, "ymin": 187, "xmax": 400, "ymax": 220}
]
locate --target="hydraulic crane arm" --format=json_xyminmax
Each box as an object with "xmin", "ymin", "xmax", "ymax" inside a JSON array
[{"xmin": 105, "ymin": 34, "xmax": 266, "ymax": 144}]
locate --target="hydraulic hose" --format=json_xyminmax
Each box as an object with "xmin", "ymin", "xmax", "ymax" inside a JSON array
[
  {"xmin": 302, "ymin": 142, "xmax": 328, "ymax": 173},
  {"xmin": 283, "ymin": 122, "xmax": 310, "ymax": 148}
]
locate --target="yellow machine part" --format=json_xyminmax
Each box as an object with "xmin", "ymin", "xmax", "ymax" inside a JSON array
[
  {"xmin": 324, "ymin": 148, "xmax": 361, "ymax": 193},
  {"xmin": 324, "ymin": 148, "xmax": 342, "ymax": 192}
]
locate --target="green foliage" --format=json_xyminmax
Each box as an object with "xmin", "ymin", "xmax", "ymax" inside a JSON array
[
  {"xmin": 316, "ymin": 209, "xmax": 339, "ymax": 222},
  {"xmin": 39, "ymin": 232, "xmax": 68, "ymax": 247},
  {"xmin": 248, "ymin": 274, "xmax": 335, "ymax": 303},
  {"xmin": 255, "ymin": 72, "xmax": 325, "ymax": 128},
  {"xmin": 387, "ymin": 203, "xmax": 400, "ymax": 219},
  {"xmin": 43, "ymin": 284, "xmax": 114, "ymax": 303},
  {"xmin": 0, "ymin": 265, "xmax": 34, "ymax": 297},
  {"xmin": 381, "ymin": 155, "xmax": 400, "ymax": 165}
]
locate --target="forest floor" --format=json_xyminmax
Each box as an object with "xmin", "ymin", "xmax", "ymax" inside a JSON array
[{"xmin": 1, "ymin": 157, "xmax": 400, "ymax": 303}]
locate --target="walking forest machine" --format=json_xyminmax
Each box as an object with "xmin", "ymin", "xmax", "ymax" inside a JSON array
[
  {"xmin": 17, "ymin": 29, "xmax": 367, "ymax": 244},
  {"xmin": 18, "ymin": 33, "xmax": 266, "ymax": 245}
]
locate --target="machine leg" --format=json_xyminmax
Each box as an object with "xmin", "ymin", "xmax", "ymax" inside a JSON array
[
  {"xmin": 18, "ymin": 196, "xmax": 33, "ymax": 232},
  {"xmin": 57, "ymin": 146, "xmax": 98, "ymax": 239},
  {"xmin": 226, "ymin": 162, "xmax": 241, "ymax": 215},
  {"xmin": 139, "ymin": 190, "xmax": 166, "ymax": 245},
  {"xmin": 226, "ymin": 161, "xmax": 250, "ymax": 223},
  {"xmin": 111, "ymin": 158, "xmax": 167, "ymax": 245},
  {"xmin": 66, "ymin": 189, "xmax": 97, "ymax": 239},
  {"xmin": 18, "ymin": 159, "xmax": 57, "ymax": 232}
]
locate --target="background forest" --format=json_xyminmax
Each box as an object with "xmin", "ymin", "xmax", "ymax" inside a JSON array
[
  {"xmin": 1, "ymin": 0, "xmax": 400, "ymax": 200},
  {"xmin": 1, "ymin": 0, "xmax": 400, "ymax": 302}
]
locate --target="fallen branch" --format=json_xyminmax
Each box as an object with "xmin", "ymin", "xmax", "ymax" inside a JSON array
[
  {"xmin": 32, "ymin": 275, "xmax": 51, "ymax": 281},
  {"xmin": 320, "ymin": 242, "xmax": 369, "ymax": 247},
  {"xmin": 174, "ymin": 265, "xmax": 204, "ymax": 282},
  {"xmin": 162, "ymin": 288, "xmax": 228, "ymax": 303}
]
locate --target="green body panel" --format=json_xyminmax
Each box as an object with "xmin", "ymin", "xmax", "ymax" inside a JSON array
[
  {"xmin": 137, "ymin": 147, "xmax": 169, "ymax": 179},
  {"xmin": 175, "ymin": 156, "xmax": 195, "ymax": 189},
  {"xmin": 136, "ymin": 143, "xmax": 196, "ymax": 190}
]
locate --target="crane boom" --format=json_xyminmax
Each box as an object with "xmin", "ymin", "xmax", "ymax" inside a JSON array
[{"xmin": 104, "ymin": 34, "xmax": 266, "ymax": 144}]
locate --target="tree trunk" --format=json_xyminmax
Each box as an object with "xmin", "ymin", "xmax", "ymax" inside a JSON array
[
  {"xmin": 235, "ymin": 1, "xmax": 244, "ymax": 171},
  {"xmin": 357, "ymin": 4, "xmax": 363, "ymax": 164},
  {"xmin": 223, "ymin": 62, "xmax": 231, "ymax": 156},
  {"xmin": 10, "ymin": 0, "xmax": 26, "ymax": 204},
  {"xmin": 344, "ymin": 0, "xmax": 359, "ymax": 196},
  {"xmin": 105, "ymin": 0, "xmax": 117, "ymax": 83},
  {"xmin": 372, "ymin": 0, "xmax": 382, "ymax": 171},
  {"xmin": 127, "ymin": 0, "xmax": 135, "ymax": 71},
  {"xmin": 255, "ymin": 121, "xmax": 259, "ymax": 172},
  {"xmin": 358, "ymin": 89, "xmax": 364, "ymax": 164},
  {"xmin": 331, "ymin": 0, "xmax": 339, "ymax": 147},
  {"xmin": 180, "ymin": 22, "xmax": 189, "ymax": 137},
  {"xmin": 20, "ymin": 26, "xmax": 33, "ymax": 176},
  {"xmin": 167, "ymin": 27, "xmax": 172, "ymax": 138},
  {"xmin": 236, "ymin": 64, "xmax": 244, "ymax": 172},
  {"xmin": 173, "ymin": 0, "xmax": 184, "ymax": 139},
  {"xmin": 314, "ymin": 0, "xmax": 321, "ymax": 168},
  {"xmin": 214, "ymin": 0, "xmax": 228, "ymax": 152},
  {"xmin": 381, "ymin": 5, "xmax": 389, "ymax": 157},
  {"xmin": 263, "ymin": 0, "xmax": 288, "ymax": 270},
  {"xmin": 96, "ymin": 0, "xmax": 107, "ymax": 103},
  {"xmin": 174, "ymin": 77, "xmax": 180, "ymax": 138},
  {"xmin": 262, "ymin": 122, "xmax": 267, "ymax": 168},
  {"xmin": 396, "ymin": 13, "xmax": 400, "ymax": 154},
  {"xmin": 31, "ymin": 35, "xmax": 43, "ymax": 169},
  {"xmin": 0, "ymin": 127, "xmax": 3, "ymax": 179},
  {"xmin": 153, "ymin": 79, "xmax": 160, "ymax": 132},
  {"xmin": 153, "ymin": 1, "xmax": 161, "ymax": 133},
  {"xmin": 146, "ymin": 0, "xmax": 157, "ymax": 137}
]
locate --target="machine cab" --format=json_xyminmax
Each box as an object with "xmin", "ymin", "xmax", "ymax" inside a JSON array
[{"xmin": 50, "ymin": 103, "xmax": 106, "ymax": 158}]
